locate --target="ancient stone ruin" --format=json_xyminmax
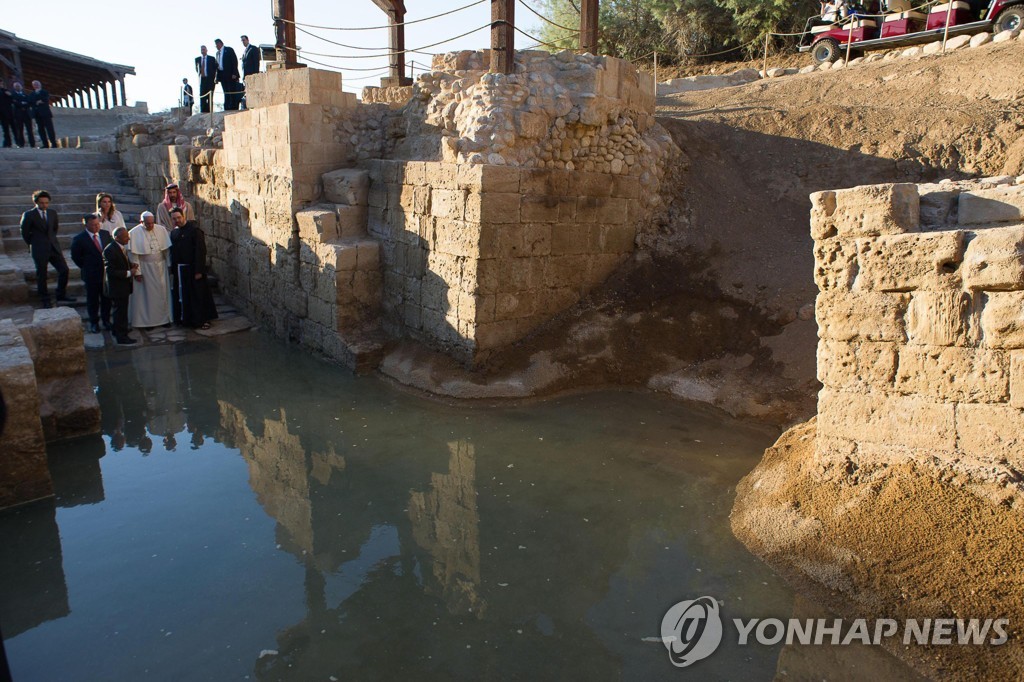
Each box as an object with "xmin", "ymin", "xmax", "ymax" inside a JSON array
[
  {"xmin": 116, "ymin": 50, "xmax": 679, "ymax": 369},
  {"xmin": 812, "ymin": 179, "xmax": 1024, "ymax": 487}
]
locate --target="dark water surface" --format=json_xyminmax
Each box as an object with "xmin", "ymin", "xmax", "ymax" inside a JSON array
[{"xmin": 1, "ymin": 333, "xmax": 816, "ymax": 680}]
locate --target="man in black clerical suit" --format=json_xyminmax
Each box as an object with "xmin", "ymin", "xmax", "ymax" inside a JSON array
[
  {"xmin": 70, "ymin": 213, "xmax": 113, "ymax": 333},
  {"xmin": 103, "ymin": 226, "xmax": 138, "ymax": 345},
  {"xmin": 214, "ymin": 38, "xmax": 241, "ymax": 111},
  {"xmin": 0, "ymin": 77, "xmax": 13, "ymax": 148},
  {"xmin": 20, "ymin": 190, "xmax": 74, "ymax": 307},
  {"xmin": 29, "ymin": 80, "xmax": 57, "ymax": 148},
  {"xmin": 195, "ymin": 45, "xmax": 217, "ymax": 113},
  {"xmin": 11, "ymin": 81, "xmax": 34, "ymax": 148}
]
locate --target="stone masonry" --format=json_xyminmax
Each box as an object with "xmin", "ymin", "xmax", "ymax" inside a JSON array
[
  {"xmin": 812, "ymin": 178, "xmax": 1024, "ymax": 478},
  {"xmin": 116, "ymin": 51, "xmax": 678, "ymax": 369},
  {"xmin": 0, "ymin": 307, "xmax": 100, "ymax": 508}
]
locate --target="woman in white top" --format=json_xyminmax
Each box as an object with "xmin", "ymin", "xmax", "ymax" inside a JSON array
[{"xmin": 96, "ymin": 193, "xmax": 126, "ymax": 234}]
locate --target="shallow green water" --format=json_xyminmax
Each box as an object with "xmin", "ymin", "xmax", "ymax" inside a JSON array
[{"xmin": 0, "ymin": 332, "xmax": 858, "ymax": 680}]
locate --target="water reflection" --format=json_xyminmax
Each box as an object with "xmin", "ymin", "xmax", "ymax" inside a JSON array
[{"xmin": 0, "ymin": 333, "xmax": 898, "ymax": 681}]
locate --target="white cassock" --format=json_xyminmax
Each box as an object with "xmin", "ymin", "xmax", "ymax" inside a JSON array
[{"xmin": 128, "ymin": 223, "xmax": 173, "ymax": 327}]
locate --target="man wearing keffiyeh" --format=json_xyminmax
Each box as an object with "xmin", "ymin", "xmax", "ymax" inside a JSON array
[{"xmin": 156, "ymin": 182, "xmax": 195, "ymax": 231}]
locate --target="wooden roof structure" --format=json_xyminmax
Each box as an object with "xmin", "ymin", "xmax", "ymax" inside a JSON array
[{"xmin": 0, "ymin": 29, "xmax": 135, "ymax": 108}]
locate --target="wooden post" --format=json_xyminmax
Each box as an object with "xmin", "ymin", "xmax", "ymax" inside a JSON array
[
  {"xmin": 273, "ymin": 0, "xmax": 299, "ymax": 68},
  {"xmin": 653, "ymin": 50, "xmax": 658, "ymax": 98},
  {"xmin": 580, "ymin": 0, "xmax": 599, "ymax": 54},
  {"xmin": 490, "ymin": 0, "xmax": 515, "ymax": 74},
  {"xmin": 942, "ymin": 1, "xmax": 953, "ymax": 52},
  {"xmin": 372, "ymin": 1, "xmax": 409, "ymax": 85},
  {"xmin": 763, "ymin": 33, "xmax": 769, "ymax": 75},
  {"xmin": 845, "ymin": 20, "xmax": 854, "ymax": 65}
]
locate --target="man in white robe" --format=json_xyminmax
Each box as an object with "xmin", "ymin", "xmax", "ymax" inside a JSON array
[{"xmin": 128, "ymin": 211, "xmax": 173, "ymax": 328}]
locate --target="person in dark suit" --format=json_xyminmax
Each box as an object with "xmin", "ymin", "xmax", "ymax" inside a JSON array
[
  {"xmin": 214, "ymin": 38, "xmax": 241, "ymax": 111},
  {"xmin": 29, "ymin": 80, "xmax": 57, "ymax": 149},
  {"xmin": 0, "ymin": 77, "xmax": 13, "ymax": 148},
  {"xmin": 11, "ymin": 81, "xmax": 34, "ymax": 148},
  {"xmin": 241, "ymin": 35, "xmax": 261, "ymax": 78},
  {"xmin": 195, "ymin": 45, "xmax": 217, "ymax": 113},
  {"xmin": 181, "ymin": 78, "xmax": 194, "ymax": 111},
  {"xmin": 103, "ymin": 226, "xmax": 138, "ymax": 345},
  {"xmin": 20, "ymin": 190, "xmax": 74, "ymax": 307},
  {"xmin": 70, "ymin": 213, "xmax": 113, "ymax": 333}
]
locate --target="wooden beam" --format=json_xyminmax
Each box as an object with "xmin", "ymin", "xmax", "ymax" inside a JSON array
[
  {"xmin": 370, "ymin": 1, "xmax": 409, "ymax": 88},
  {"xmin": 490, "ymin": 0, "xmax": 514, "ymax": 74},
  {"xmin": 273, "ymin": 0, "xmax": 300, "ymax": 68},
  {"xmin": 580, "ymin": 0, "xmax": 599, "ymax": 55}
]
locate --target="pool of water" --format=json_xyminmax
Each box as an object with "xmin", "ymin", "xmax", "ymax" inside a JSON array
[{"xmin": 0, "ymin": 332, "xmax": 868, "ymax": 680}]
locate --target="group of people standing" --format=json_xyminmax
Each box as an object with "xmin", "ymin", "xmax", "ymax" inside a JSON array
[
  {"xmin": 189, "ymin": 35, "xmax": 261, "ymax": 113},
  {"xmin": 20, "ymin": 184, "xmax": 217, "ymax": 346},
  {"xmin": 0, "ymin": 78, "xmax": 57, "ymax": 149}
]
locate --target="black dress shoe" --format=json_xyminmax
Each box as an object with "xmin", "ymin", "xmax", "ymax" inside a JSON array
[
  {"xmin": 56, "ymin": 295, "xmax": 77, "ymax": 303},
  {"xmin": 88, "ymin": 322, "xmax": 101, "ymax": 333},
  {"xmin": 116, "ymin": 337, "xmax": 138, "ymax": 345},
  {"xmin": 102, "ymin": 321, "xmax": 113, "ymax": 331}
]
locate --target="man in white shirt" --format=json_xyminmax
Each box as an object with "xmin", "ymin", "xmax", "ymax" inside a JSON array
[{"xmin": 195, "ymin": 46, "xmax": 217, "ymax": 113}]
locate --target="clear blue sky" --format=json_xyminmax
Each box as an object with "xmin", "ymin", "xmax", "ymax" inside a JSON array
[{"xmin": 3, "ymin": 0, "xmax": 548, "ymax": 112}]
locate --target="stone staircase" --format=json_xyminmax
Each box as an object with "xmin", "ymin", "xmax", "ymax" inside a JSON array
[
  {"xmin": 294, "ymin": 168, "xmax": 386, "ymax": 371},
  {"xmin": 0, "ymin": 147, "xmax": 151, "ymax": 306}
]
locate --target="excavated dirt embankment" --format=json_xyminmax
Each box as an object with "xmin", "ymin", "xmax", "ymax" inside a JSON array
[{"xmin": 397, "ymin": 38, "xmax": 1024, "ymax": 425}]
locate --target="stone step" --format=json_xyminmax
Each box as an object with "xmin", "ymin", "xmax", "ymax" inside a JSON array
[
  {"xmin": 0, "ymin": 187, "xmax": 143, "ymax": 200},
  {"xmin": 0, "ymin": 203, "xmax": 150, "ymax": 220},
  {"xmin": 0, "ymin": 159, "xmax": 124, "ymax": 170},
  {"xmin": 0, "ymin": 171, "xmax": 131, "ymax": 186}
]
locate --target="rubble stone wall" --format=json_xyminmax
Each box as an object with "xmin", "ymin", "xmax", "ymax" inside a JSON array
[{"xmin": 812, "ymin": 178, "xmax": 1024, "ymax": 476}]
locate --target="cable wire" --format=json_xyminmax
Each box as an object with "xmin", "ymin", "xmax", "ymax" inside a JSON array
[
  {"xmin": 274, "ymin": 0, "xmax": 487, "ymax": 31},
  {"xmin": 517, "ymin": 0, "xmax": 581, "ymax": 32},
  {"xmin": 285, "ymin": 23, "xmax": 493, "ymax": 59}
]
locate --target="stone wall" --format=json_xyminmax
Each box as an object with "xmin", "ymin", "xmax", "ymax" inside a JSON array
[
  {"xmin": 366, "ymin": 160, "xmax": 640, "ymax": 362},
  {"xmin": 116, "ymin": 52, "xmax": 678, "ymax": 370},
  {"xmin": 812, "ymin": 178, "xmax": 1024, "ymax": 478}
]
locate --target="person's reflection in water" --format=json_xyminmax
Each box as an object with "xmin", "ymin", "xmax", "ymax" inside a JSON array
[
  {"xmin": 190, "ymin": 428, "xmax": 204, "ymax": 450},
  {"xmin": 138, "ymin": 435, "xmax": 153, "ymax": 456},
  {"xmin": 132, "ymin": 345, "xmax": 186, "ymax": 447},
  {"xmin": 93, "ymin": 353, "xmax": 148, "ymax": 451},
  {"xmin": 163, "ymin": 433, "xmax": 177, "ymax": 451}
]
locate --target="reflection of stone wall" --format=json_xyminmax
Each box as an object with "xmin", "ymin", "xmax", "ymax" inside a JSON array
[
  {"xmin": 219, "ymin": 402, "xmax": 314, "ymax": 554},
  {"xmin": 408, "ymin": 440, "xmax": 483, "ymax": 615},
  {"xmin": 812, "ymin": 179, "xmax": 1024, "ymax": 481}
]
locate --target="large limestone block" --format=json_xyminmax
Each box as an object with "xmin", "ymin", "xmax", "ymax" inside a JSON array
[
  {"xmin": 905, "ymin": 290, "xmax": 972, "ymax": 346},
  {"xmin": 853, "ymin": 231, "xmax": 964, "ymax": 292},
  {"xmin": 980, "ymin": 291, "xmax": 1024, "ymax": 348},
  {"xmin": 20, "ymin": 307, "xmax": 87, "ymax": 381},
  {"xmin": 817, "ymin": 388, "xmax": 956, "ymax": 450},
  {"xmin": 817, "ymin": 339, "xmax": 898, "ymax": 390},
  {"xmin": 962, "ymin": 225, "xmax": 1024, "ymax": 290},
  {"xmin": 813, "ymin": 237, "xmax": 858, "ymax": 292},
  {"xmin": 958, "ymin": 186, "xmax": 1024, "ymax": 225},
  {"xmin": 37, "ymin": 374, "xmax": 102, "ymax": 442},
  {"xmin": 1011, "ymin": 351, "xmax": 1024, "ymax": 409},
  {"xmin": 323, "ymin": 169, "xmax": 369, "ymax": 206},
  {"xmin": 811, "ymin": 183, "xmax": 920, "ymax": 240},
  {"xmin": 894, "ymin": 346, "xmax": 1009, "ymax": 403},
  {"xmin": 296, "ymin": 206, "xmax": 338, "ymax": 243},
  {"xmin": 957, "ymin": 403, "xmax": 1024, "ymax": 468},
  {"xmin": 0, "ymin": 320, "xmax": 50, "ymax": 508},
  {"xmin": 336, "ymin": 205, "xmax": 368, "ymax": 239},
  {"xmin": 816, "ymin": 290, "xmax": 909, "ymax": 342}
]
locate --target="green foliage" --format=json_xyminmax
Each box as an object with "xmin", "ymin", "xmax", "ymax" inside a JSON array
[{"xmin": 529, "ymin": 0, "xmax": 821, "ymax": 63}]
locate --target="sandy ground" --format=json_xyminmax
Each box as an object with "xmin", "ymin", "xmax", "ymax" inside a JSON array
[{"xmin": 731, "ymin": 419, "xmax": 1024, "ymax": 679}]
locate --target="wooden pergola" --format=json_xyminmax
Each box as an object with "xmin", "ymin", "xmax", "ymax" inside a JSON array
[
  {"xmin": 271, "ymin": 0, "xmax": 599, "ymax": 80},
  {"xmin": 0, "ymin": 30, "xmax": 134, "ymax": 108}
]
